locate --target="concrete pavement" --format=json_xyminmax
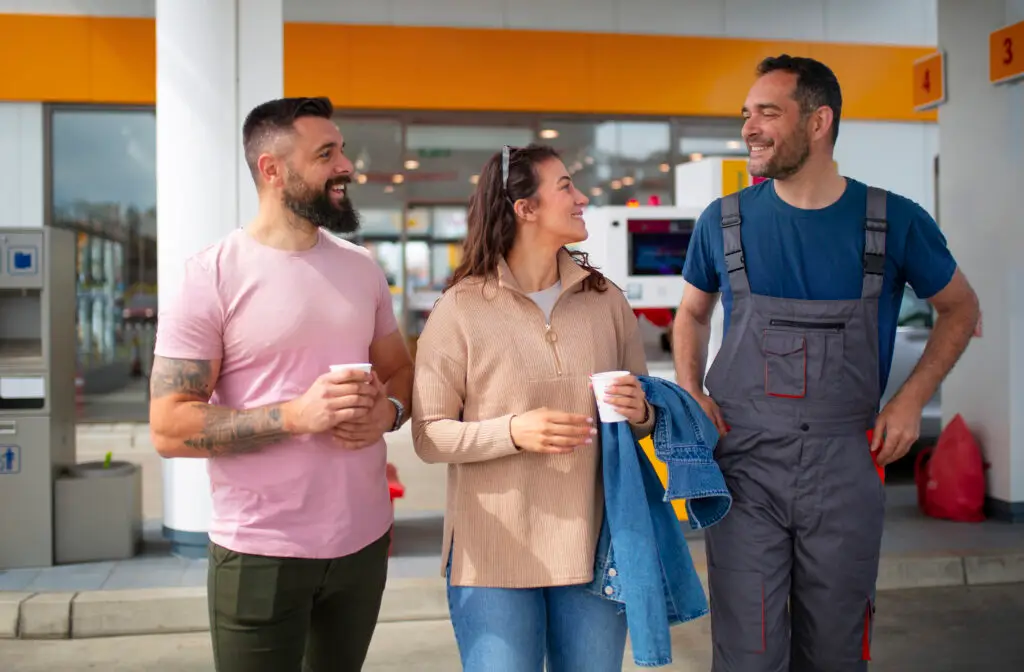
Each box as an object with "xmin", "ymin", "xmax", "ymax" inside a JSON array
[
  {"xmin": 0, "ymin": 620, "xmax": 711, "ymax": 671},
  {"xmin": 4, "ymin": 540, "xmax": 1024, "ymax": 641},
  {"xmin": 3, "ymin": 583, "xmax": 1023, "ymax": 671}
]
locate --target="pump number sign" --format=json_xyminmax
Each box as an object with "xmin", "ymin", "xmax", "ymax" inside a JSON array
[
  {"xmin": 912, "ymin": 51, "xmax": 945, "ymax": 112},
  {"xmin": 990, "ymin": 20, "xmax": 1024, "ymax": 85}
]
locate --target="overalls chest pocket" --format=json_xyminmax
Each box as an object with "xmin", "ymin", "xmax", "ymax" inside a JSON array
[{"xmin": 761, "ymin": 319, "xmax": 846, "ymax": 400}]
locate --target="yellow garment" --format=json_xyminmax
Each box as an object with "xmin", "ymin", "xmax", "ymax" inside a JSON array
[{"xmin": 640, "ymin": 435, "xmax": 689, "ymax": 521}]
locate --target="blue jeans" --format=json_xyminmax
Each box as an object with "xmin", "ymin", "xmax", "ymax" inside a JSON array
[{"xmin": 446, "ymin": 577, "xmax": 628, "ymax": 672}]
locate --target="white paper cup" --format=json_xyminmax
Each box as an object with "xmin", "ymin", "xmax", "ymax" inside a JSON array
[
  {"xmin": 330, "ymin": 363, "xmax": 373, "ymax": 377},
  {"xmin": 590, "ymin": 370, "xmax": 630, "ymax": 423}
]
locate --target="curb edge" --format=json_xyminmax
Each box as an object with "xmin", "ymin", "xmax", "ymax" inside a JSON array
[{"xmin": 3, "ymin": 551, "xmax": 1024, "ymax": 640}]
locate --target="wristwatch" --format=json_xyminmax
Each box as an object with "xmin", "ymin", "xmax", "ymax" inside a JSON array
[{"xmin": 387, "ymin": 396, "xmax": 406, "ymax": 432}]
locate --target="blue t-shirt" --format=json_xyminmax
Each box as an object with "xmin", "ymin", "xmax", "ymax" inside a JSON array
[{"xmin": 682, "ymin": 178, "xmax": 957, "ymax": 394}]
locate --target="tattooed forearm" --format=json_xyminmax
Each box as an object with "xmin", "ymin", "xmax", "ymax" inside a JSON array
[
  {"xmin": 149, "ymin": 355, "xmax": 291, "ymax": 457},
  {"xmin": 150, "ymin": 358, "xmax": 214, "ymax": 399},
  {"xmin": 182, "ymin": 403, "xmax": 290, "ymax": 455}
]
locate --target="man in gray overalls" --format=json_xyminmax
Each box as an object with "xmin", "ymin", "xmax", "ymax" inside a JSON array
[{"xmin": 673, "ymin": 55, "xmax": 980, "ymax": 671}]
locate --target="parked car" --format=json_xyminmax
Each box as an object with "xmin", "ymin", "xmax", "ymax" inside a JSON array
[{"xmin": 882, "ymin": 285, "xmax": 942, "ymax": 445}]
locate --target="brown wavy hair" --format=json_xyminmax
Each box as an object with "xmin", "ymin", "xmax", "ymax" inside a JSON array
[{"xmin": 445, "ymin": 143, "xmax": 607, "ymax": 293}]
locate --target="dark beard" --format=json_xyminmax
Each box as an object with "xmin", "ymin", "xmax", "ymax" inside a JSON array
[
  {"xmin": 283, "ymin": 175, "xmax": 361, "ymax": 234},
  {"xmin": 749, "ymin": 122, "xmax": 811, "ymax": 180}
]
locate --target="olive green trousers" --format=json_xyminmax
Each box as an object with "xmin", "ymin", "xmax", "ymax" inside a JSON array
[{"xmin": 207, "ymin": 529, "xmax": 391, "ymax": 672}]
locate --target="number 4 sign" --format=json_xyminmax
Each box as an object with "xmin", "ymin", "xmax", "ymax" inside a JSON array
[
  {"xmin": 990, "ymin": 20, "xmax": 1024, "ymax": 85},
  {"xmin": 913, "ymin": 51, "xmax": 945, "ymax": 112}
]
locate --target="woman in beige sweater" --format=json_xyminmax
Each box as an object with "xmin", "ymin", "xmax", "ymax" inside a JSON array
[{"xmin": 412, "ymin": 143, "xmax": 656, "ymax": 672}]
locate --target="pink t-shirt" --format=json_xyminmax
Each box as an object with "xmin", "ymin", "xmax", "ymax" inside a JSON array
[{"xmin": 154, "ymin": 228, "xmax": 398, "ymax": 559}]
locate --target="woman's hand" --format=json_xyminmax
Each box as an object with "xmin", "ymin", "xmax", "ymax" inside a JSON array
[
  {"xmin": 509, "ymin": 408, "xmax": 596, "ymax": 454},
  {"xmin": 595, "ymin": 374, "xmax": 650, "ymax": 425}
]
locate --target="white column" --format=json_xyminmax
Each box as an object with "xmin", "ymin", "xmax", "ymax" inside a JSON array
[
  {"xmin": 237, "ymin": 0, "xmax": 284, "ymax": 226},
  {"xmin": 156, "ymin": 0, "xmax": 283, "ymax": 555},
  {"xmin": 937, "ymin": 0, "xmax": 1024, "ymax": 521}
]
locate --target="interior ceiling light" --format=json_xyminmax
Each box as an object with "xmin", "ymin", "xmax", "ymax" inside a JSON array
[
  {"xmin": 727, "ymin": 140, "xmax": 742, "ymax": 150},
  {"xmin": 355, "ymin": 147, "xmax": 370, "ymax": 172},
  {"xmin": 659, "ymin": 163, "xmax": 671, "ymax": 173},
  {"xmin": 356, "ymin": 174, "xmax": 368, "ymax": 184},
  {"xmin": 539, "ymin": 129, "xmax": 559, "ymax": 139},
  {"xmin": 469, "ymin": 174, "xmax": 479, "ymax": 185},
  {"xmin": 392, "ymin": 174, "xmax": 405, "ymax": 184},
  {"xmin": 404, "ymin": 159, "xmax": 420, "ymax": 170},
  {"xmin": 622, "ymin": 176, "xmax": 635, "ymax": 186}
]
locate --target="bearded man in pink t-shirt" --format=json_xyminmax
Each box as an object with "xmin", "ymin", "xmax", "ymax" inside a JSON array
[{"xmin": 149, "ymin": 97, "xmax": 413, "ymax": 672}]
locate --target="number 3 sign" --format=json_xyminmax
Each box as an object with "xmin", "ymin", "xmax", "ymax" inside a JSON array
[
  {"xmin": 912, "ymin": 51, "xmax": 945, "ymax": 112},
  {"xmin": 990, "ymin": 20, "xmax": 1024, "ymax": 85}
]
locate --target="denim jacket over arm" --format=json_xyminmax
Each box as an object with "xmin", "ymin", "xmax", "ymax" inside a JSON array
[{"xmin": 586, "ymin": 375, "xmax": 733, "ymax": 668}]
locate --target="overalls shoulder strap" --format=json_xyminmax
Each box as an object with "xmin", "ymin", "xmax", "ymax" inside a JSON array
[
  {"xmin": 862, "ymin": 186, "xmax": 889, "ymax": 300},
  {"xmin": 719, "ymin": 192, "xmax": 750, "ymax": 297}
]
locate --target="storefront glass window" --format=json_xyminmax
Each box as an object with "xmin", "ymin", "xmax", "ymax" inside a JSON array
[
  {"xmin": 672, "ymin": 117, "xmax": 747, "ymax": 161},
  {"xmin": 540, "ymin": 120, "xmax": 675, "ymax": 206},
  {"xmin": 337, "ymin": 117, "xmax": 405, "ymax": 237},
  {"xmin": 50, "ymin": 107, "xmax": 157, "ymax": 413}
]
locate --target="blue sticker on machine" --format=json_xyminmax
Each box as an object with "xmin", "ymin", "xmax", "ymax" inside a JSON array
[
  {"xmin": 0, "ymin": 446, "xmax": 20, "ymax": 474},
  {"xmin": 7, "ymin": 246, "xmax": 38, "ymax": 275}
]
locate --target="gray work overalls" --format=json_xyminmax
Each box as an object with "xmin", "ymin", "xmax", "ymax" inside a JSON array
[{"xmin": 703, "ymin": 187, "xmax": 888, "ymax": 672}]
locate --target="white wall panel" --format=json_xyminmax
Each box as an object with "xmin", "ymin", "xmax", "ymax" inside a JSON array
[
  {"xmin": 936, "ymin": 0, "xmax": 1024, "ymax": 507},
  {"xmin": 825, "ymin": 0, "xmax": 937, "ymax": 46},
  {"xmin": 505, "ymin": 0, "xmax": 617, "ymax": 33},
  {"xmin": 0, "ymin": 103, "xmax": 45, "ymax": 230},
  {"xmin": 1, "ymin": 0, "xmax": 940, "ymax": 47},
  {"xmin": 614, "ymin": 0, "xmax": 726, "ymax": 37},
  {"xmin": 0, "ymin": 0, "xmax": 152, "ymax": 16},
  {"xmin": 724, "ymin": 0, "xmax": 826, "ymax": 41},
  {"xmin": 284, "ymin": 0, "xmax": 391, "ymax": 25},
  {"xmin": 834, "ymin": 121, "xmax": 939, "ymax": 217},
  {"xmin": 391, "ymin": 0, "xmax": 504, "ymax": 28}
]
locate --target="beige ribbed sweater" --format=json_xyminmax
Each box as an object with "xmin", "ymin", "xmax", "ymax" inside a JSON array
[{"xmin": 411, "ymin": 249, "xmax": 654, "ymax": 588}]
